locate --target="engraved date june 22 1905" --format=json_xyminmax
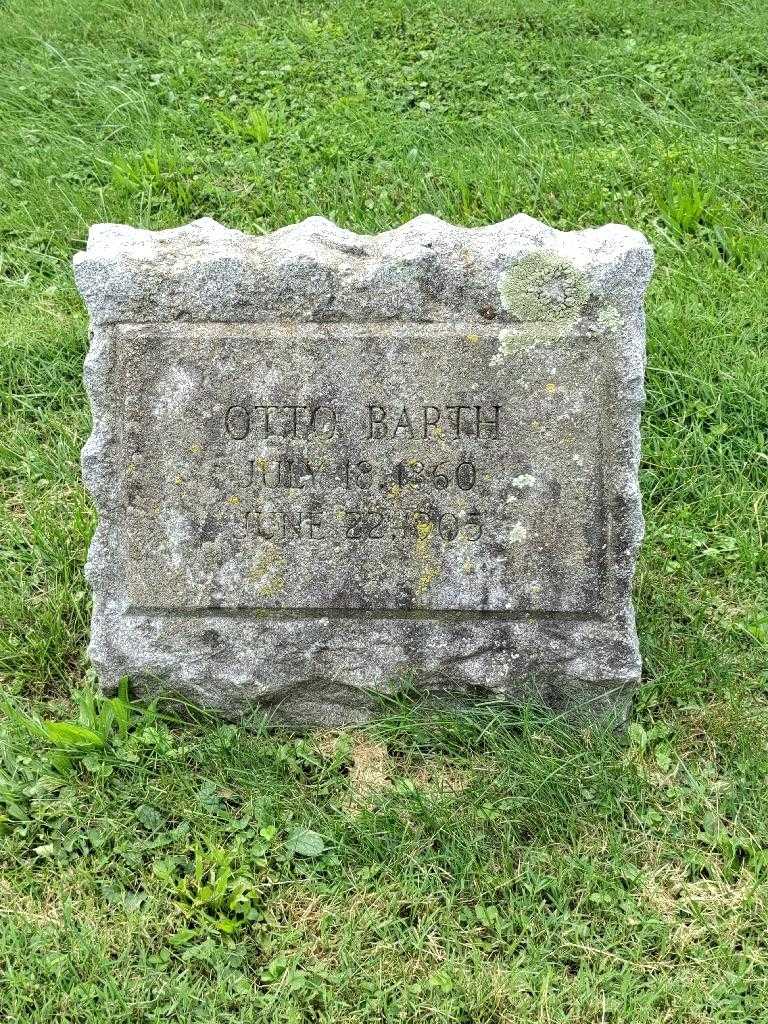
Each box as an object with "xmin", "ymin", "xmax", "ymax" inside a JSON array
[{"xmin": 216, "ymin": 504, "xmax": 487, "ymax": 544}]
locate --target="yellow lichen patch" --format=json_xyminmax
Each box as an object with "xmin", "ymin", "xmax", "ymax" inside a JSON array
[
  {"xmin": 414, "ymin": 518, "xmax": 437, "ymax": 595},
  {"xmin": 227, "ymin": 494, "xmax": 241, "ymax": 504},
  {"xmin": 545, "ymin": 381, "xmax": 558, "ymax": 395},
  {"xmin": 465, "ymin": 333, "xmax": 480, "ymax": 344},
  {"xmin": 249, "ymin": 547, "xmax": 285, "ymax": 596}
]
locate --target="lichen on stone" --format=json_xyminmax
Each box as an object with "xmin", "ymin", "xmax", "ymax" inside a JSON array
[
  {"xmin": 596, "ymin": 305, "xmax": 623, "ymax": 332},
  {"xmin": 509, "ymin": 522, "xmax": 528, "ymax": 544},
  {"xmin": 494, "ymin": 252, "xmax": 591, "ymax": 359},
  {"xmin": 249, "ymin": 546, "xmax": 285, "ymax": 596},
  {"xmin": 498, "ymin": 251, "xmax": 590, "ymax": 323},
  {"xmin": 413, "ymin": 519, "xmax": 437, "ymax": 596}
]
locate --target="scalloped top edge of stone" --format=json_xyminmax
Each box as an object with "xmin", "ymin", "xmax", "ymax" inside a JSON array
[{"xmin": 73, "ymin": 213, "xmax": 654, "ymax": 325}]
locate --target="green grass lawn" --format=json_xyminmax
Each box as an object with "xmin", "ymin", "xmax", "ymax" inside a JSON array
[{"xmin": 1, "ymin": 0, "xmax": 767, "ymax": 1020}]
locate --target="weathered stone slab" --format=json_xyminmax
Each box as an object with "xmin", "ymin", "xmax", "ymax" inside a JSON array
[{"xmin": 74, "ymin": 215, "xmax": 653, "ymax": 725}]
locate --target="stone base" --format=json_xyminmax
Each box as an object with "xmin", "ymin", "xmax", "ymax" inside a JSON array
[{"xmin": 92, "ymin": 601, "xmax": 639, "ymax": 727}]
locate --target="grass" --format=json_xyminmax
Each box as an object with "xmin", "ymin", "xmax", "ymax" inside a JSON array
[
  {"xmin": 1, "ymin": 690, "xmax": 767, "ymax": 1022},
  {"xmin": 0, "ymin": 0, "xmax": 766, "ymax": 1019}
]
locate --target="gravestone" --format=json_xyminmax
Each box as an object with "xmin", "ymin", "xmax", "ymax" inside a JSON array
[{"xmin": 74, "ymin": 215, "xmax": 653, "ymax": 725}]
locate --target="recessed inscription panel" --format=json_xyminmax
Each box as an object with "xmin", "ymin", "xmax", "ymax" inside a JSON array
[{"xmin": 118, "ymin": 323, "xmax": 610, "ymax": 614}]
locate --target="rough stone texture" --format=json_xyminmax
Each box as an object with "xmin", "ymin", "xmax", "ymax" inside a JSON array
[{"xmin": 74, "ymin": 214, "xmax": 653, "ymax": 726}]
